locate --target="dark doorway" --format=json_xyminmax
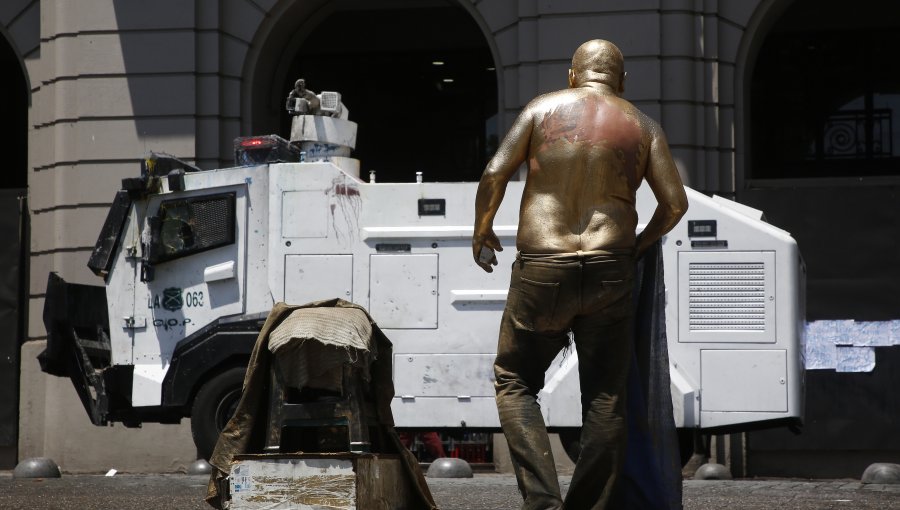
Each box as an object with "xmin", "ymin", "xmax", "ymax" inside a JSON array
[
  {"xmin": 742, "ymin": 0, "xmax": 900, "ymax": 478},
  {"xmin": 281, "ymin": 1, "xmax": 497, "ymax": 183},
  {"xmin": 750, "ymin": 0, "xmax": 900, "ymax": 180},
  {"xmin": 0, "ymin": 33, "xmax": 28, "ymax": 469},
  {"xmin": 0, "ymin": 36, "xmax": 27, "ymax": 188}
]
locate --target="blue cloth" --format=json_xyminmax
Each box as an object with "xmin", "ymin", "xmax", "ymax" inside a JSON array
[{"xmin": 612, "ymin": 241, "xmax": 683, "ymax": 509}]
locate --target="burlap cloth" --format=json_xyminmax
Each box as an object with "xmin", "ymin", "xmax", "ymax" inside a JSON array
[{"xmin": 205, "ymin": 298, "xmax": 438, "ymax": 509}]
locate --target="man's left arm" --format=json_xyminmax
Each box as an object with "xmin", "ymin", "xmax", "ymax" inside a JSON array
[
  {"xmin": 473, "ymin": 107, "xmax": 534, "ymax": 272},
  {"xmin": 636, "ymin": 126, "xmax": 688, "ymax": 258}
]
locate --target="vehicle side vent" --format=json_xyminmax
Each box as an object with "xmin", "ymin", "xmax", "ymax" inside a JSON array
[
  {"xmin": 688, "ymin": 262, "xmax": 766, "ymax": 331},
  {"xmin": 677, "ymin": 251, "xmax": 776, "ymax": 344}
]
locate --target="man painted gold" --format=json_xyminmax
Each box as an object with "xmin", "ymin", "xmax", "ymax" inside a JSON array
[{"xmin": 473, "ymin": 40, "xmax": 688, "ymax": 510}]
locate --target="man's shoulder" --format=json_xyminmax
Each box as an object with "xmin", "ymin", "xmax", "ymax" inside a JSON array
[
  {"xmin": 617, "ymin": 101, "xmax": 661, "ymax": 138},
  {"xmin": 637, "ymin": 109, "xmax": 664, "ymax": 138},
  {"xmin": 526, "ymin": 89, "xmax": 578, "ymax": 109}
]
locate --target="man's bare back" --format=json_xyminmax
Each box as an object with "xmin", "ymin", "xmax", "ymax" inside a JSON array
[
  {"xmin": 473, "ymin": 39, "xmax": 687, "ymax": 270},
  {"xmin": 518, "ymin": 88, "xmax": 649, "ymax": 253}
]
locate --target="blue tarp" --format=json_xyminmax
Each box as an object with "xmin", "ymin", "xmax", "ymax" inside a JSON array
[{"xmin": 612, "ymin": 241, "xmax": 683, "ymax": 509}]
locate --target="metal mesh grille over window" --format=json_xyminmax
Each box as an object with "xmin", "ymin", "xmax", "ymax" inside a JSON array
[
  {"xmin": 189, "ymin": 196, "xmax": 235, "ymax": 249},
  {"xmin": 688, "ymin": 263, "xmax": 766, "ymax": 331}
]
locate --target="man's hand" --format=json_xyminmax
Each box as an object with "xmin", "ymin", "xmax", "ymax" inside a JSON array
[
  {"xmin": 472, "ymin": 229, "xmax": 502, "ymax": 272},
  {"xmin": 472, "ymin": 104, "xmax": 533, "ymax": 273}
]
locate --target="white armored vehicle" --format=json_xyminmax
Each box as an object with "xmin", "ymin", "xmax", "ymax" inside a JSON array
[{"xmin": 40, "ymin": 83, "xmax": 805, "ymax": 460}]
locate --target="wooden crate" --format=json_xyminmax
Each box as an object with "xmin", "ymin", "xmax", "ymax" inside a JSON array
[{"xmin": 228, "ymin": 453, "xmax": 416, "ymax": 510}]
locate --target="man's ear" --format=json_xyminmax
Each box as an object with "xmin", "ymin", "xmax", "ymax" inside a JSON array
[
  {"xmin": 618, "ymin": 71, "xmax": 627, "ymax": 94},
  {"xmin": 568, "ymin": 68, "xmax": 576, "ymax": 88}
]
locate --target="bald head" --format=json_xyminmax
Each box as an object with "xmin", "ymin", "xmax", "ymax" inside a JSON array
[{"xmin": 569, "ymin": 40, "xmax": 625, "ymax": 93}]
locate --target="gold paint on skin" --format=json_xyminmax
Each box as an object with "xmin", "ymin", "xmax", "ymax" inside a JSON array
[{"xmin": 473, "ymin": 39, "xmax": 687, "ymax": 270}]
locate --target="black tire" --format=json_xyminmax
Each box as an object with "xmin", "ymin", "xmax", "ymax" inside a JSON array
[{"xmin": 191, "ymin": 366, "xmax": 246, "ymax": 460}]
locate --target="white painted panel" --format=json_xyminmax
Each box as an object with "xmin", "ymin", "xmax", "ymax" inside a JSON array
[
  {"xmin": 393, "ymin": 354, "xmax": 495, "ymax": 397},
  {"xmin": 391, "ymin": 397, "xmax": 499, "ymax": 428},
  {"xmin": 284, "ymin": 255, "xmax": 353, "ymax": 305},
  {"xmin": 282, "ymin": 190, "xmax": 328, "ymax": 238},
  {"xmin": 132, "ymin": 364, "xmax": 168, "ymax": 407},
  {"xmin": 369, "ymin": 254, "xmax": 438, "ymax": 329},
  {"xmin": 701, "ymin": 350, "xmax": 787, "ymax": 412}
]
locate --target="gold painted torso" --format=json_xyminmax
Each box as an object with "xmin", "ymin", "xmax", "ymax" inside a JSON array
[{"xmin": 516, "ymin": 89, "xmax": 649, "ymax": 253}]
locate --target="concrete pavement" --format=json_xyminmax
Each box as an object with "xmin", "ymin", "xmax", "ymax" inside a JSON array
[
  {"xmin": 1, "ymin": 472, "xmax": 899, "ymax": 509},
  {"xmin": 430, "ymin": 476, "xmax": 900, "ymax": 509},
  {"xmin": 681, "ymin": 478, "xmax": 900, "ymax": 510}
]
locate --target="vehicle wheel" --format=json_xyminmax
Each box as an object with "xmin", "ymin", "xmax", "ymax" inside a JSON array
[
  {"xmin": 557, "ymin": 428, "xmax": 582, "ymax": 463},
  {"xmin": 191, "ymin": 366, "xmax": 246, "ymax": 460}
]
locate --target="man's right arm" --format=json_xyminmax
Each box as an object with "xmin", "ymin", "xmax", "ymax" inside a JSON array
[
  {"xmin": 636, "ymin": 125, "xmax": 688, "ymax": 258},
  {"xmin": 473, "ymin": 107, "xmax": 534, "ymax": 272}
]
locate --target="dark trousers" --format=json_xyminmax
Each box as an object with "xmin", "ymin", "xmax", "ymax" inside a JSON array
[{"xmin": 494, "ymin": 250, "xmax": 635, "ymax": 510}]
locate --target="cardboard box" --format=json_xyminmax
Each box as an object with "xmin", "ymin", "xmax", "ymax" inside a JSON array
[{"xmin": 228, "ymin": 453, "xmax": 415, "ymax": 509}]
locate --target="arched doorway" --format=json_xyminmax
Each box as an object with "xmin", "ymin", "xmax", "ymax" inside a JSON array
[
  {"xmin": 0, "ymin": 30, "xmax": 28, "ymax": 469},
  {"xmin": 740, "ymin": 0, "xmax": 900, "ymax": 479},
  {"xmin": 246, "ymin": 0, "xmax": 499, "ymax": 183},
  {"xmin": 750, "ymin": 0, "xmax": 900, "ymax": 180}
]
